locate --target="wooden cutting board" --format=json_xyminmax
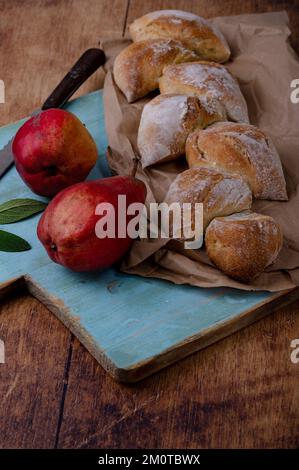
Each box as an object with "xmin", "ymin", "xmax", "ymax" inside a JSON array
[{"xmin": 1, "ymin": 90, "xmax": 298, "ymax": 383}]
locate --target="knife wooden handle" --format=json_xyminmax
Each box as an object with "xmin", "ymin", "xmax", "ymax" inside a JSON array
[{"xmin": 42, "ymin": 48, "xmax": 106, "ymax": 110}]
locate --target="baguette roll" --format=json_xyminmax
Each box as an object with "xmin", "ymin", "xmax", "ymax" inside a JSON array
[
  {"xmin": 129, "ymin": 10, "xmax": 230, "ymax": 63},
  {"xmin": 159, "ymin": 61, "xmax": 249, "ymax": 123},
  {"xmin": 205, "ymin": 211, "xmax": 283, "ymax": 282},
  {"xmin": 137, "ymin": 94, "xmax": 226, "ymax": 168},
  {"xmin": 164, "ymin": 167, "xmax": 252, "ymax": 240},
  {"xmin": 186, "ymin": 122, "xmax": 288, "ymax": 201},
  {"xmin": 113, "ymin": 39, "xmax": 199, "ymax": 102}
]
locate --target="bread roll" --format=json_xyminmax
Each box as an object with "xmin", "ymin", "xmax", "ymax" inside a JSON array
[
  {"xmin": 186, "ymin": 122, "xmax": 288, "ymax": 201},
  {"xmin": 113, "ymin": 39, "xmax": 199, "ymax": 102},
  {"xmin": 164, "ymin": 168, "xmax": 252, "ymax": 240},
  {"xmin": 205, "ymin": 211, "xmax": 283, "ymax": 282},
  {"xmin": 129, "ymin": 10, "xmax": 230, "ymax": 63},
  {"xmin": 159, "ymin": 61, "xmax": 249, "ymax": 123},
  {"xmin": 138, "ymin": 94, "xmax": 226, "ymax": 168}
]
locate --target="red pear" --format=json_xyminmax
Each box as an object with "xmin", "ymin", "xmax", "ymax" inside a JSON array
[
  {"xmin": 37, "ymin": 176, "xmax": 147, "ymax": 272},
  {"xmin": 13, "ymin": 109, "xmax": 98, "ymax": 197}
]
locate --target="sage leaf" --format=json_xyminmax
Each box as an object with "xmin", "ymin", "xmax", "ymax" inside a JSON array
[
  {"xmin": 0, "ymin": 230, "xmax": 31, "ymax": 252},
  {"xmin": 0, "ymin": 198, "xmax": 47, "ymax": 224}
]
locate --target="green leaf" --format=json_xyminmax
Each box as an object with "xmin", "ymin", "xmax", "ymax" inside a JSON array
[
  {"xmin": 0, "ymin": 230, "xmax": 31, "ymax": 252},
  {"xmin": 0, "ymin": 198, "xmax": 47, "ymax": 224}
]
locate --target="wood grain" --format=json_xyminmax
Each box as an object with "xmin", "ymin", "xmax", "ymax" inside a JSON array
[
  {"xmin": 57, "ymin": 299, "xmax": 299, "ymax": 448},
  {"xmin": 0, "ymin": 0, "xmax": 128, "ymax": 127},
  {"xmin": 0, "ymin": 292, "xmax": 71, "ymax": 448},
  {"xmin": 0, "ymin": 0, "xmax": 298, "ymax": 449}
]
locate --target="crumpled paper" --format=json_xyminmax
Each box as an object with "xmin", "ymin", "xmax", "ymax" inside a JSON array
[{"xmin": 101, "ymin": 11, "xmax": 299, "ymax": 292}]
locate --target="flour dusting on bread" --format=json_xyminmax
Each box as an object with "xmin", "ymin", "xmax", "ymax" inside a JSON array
[
  {"xmin": 205, "ymin": 211, "xmax": 283, "ymax": 281},
  {"xmin": 129, "ymin": 9, "xmax": 230, "ymax": 63},
  {"xmin": 186, "ymin": 122, "xmax": 288, "ymax": 200},
  {"xmin": 113, "ymin": 39, "xmax": 199, "ymax": 102},
  {"xmin": 164, "ymin": 167, "xmax": 252, "ymax": 231},
  {"xmin": 138, "ymin": 94, "xmax": 226, "ymax": 167},
  {"xmin": 159, "ymin": 62, "xmax": 249, "ymax": 122}
]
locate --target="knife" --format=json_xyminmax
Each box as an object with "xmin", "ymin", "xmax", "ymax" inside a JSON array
[{"xmin": 0, "ymin": 47, "xmax": 106, "ymax": 178}]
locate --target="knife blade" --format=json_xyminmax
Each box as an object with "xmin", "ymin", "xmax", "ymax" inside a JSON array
[
  {"xmin": 0, "ymin": 48, "xmax": 106, "ymax": 178},
  {"xmin": 0, "ymin": 140, "xmax": 13, "ymax": 178}
]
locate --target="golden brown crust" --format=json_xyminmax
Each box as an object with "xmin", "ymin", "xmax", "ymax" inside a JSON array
[
  {"xmin": 159, "ymin": 62, "xmax": 249, "ymax": 123},
  {"xmin": 205, "ymin": 211, "xmax": 283, "ymax": 282},
  {"xmin": 113, "ymin": 39, "xmax": 199, "ymax": 102},
  {"xmin": 129, "ymin": 10, "xmax": 230, "ymax": 63},
  {"xmin": 164, "ymin": 167, "xmax": 252, "ymax": 237},
  {"xmin": 137, "ymin": 94, "xmax": 226, "ymax": 168},
  {"xmin": 186, "ymin": 122, "xmax": 288, "ymax": 201}
]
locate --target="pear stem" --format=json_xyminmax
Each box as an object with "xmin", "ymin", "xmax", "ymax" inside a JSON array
[{"xmin": 106, "ymin": 146, "xmax": 113, "ymax": 162}]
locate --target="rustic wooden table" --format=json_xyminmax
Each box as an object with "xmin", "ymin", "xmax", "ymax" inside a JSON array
[{"xmin": 0, "ymin": 0, "xmax": 298, "ymax": 449}]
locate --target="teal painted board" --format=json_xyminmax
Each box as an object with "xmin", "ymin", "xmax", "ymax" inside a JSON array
[{"xmin": 0, "ymin": 91, "xmax": 289, "ymax": 382}]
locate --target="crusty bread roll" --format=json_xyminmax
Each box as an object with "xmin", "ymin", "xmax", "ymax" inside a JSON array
[
  {"xmin": 164, "ymin": 168, "xmax": 252, "ymax": 239},
  {"xmin": 186, "ymin": 122, "xmax": 288, "ymax": 201},
  {"xmin": 129, "ymin": 10, "xmax": 230, "ymax": 63},
  {"xmin": 138, "ymin": 94, "xmax": 226, "ymax": 168},
  {"xmin": 113, "ymin": 39, "xmax": 199, "ymax": 102},
  {"xmin": 159, "ymin": 61, "xmax": 249, "ymax": 123},
  {"xmin": 205, "ymin": 211, "xmax": 283, "ymax": 282}
]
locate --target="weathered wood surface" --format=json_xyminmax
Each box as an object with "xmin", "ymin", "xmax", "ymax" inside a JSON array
[
  {"xmin": 59, "ymin": 300, "xmax": 299, "ymax": 448},
  {"xmin": 0, "ymin": 0, "xmax": 298, "ymax": 449},
  {"xmin": 0, "ymin": 0, "xmax": 127, "ymax": 126},
  {"xmin": 0, "ymin": 291, "xmax": 71, "ymax": 448}
]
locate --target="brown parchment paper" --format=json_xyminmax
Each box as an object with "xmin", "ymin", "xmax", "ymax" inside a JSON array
[{"xmin": 101, "ymin": 11, "xmax": 299, "ymax": 292}]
